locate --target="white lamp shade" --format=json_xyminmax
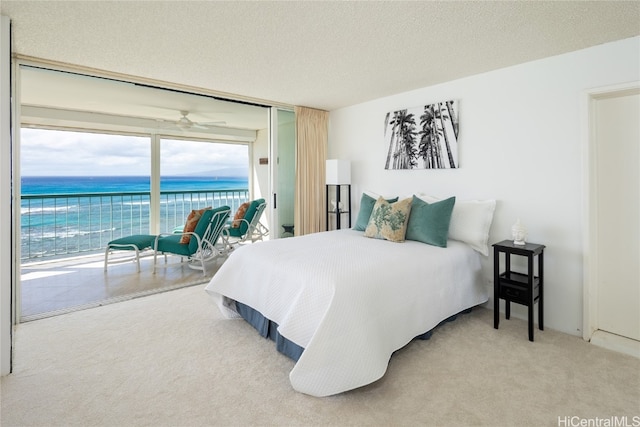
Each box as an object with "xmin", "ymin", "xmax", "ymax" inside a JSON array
[{"xmin": 326, "ymin": 159, "xmax": 351, "ymax": 185}]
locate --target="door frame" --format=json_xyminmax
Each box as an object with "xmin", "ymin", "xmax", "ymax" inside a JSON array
[
  {"xmin": 582, "ymin": 81, "xmax": 640, "ymax": 357},
  {"xmin": 269, "ymin": 108, "xmax": 279, "ymax": 236},
  {"xmin": 0, "ymin": 15, "xmax": 13, "ymax": 376}
]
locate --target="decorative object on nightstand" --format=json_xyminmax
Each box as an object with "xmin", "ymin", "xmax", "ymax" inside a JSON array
[
  {"xmin": 281, "ymin": 224, "xmax": 294, "ymax": 238},
  {"xmin": 493, "ymin": 239, "xmax": 545, "ymax": 341},
  {"xmin": 511, "ymin": 218, "xmax": 527, "ymax": 245},
  {"xmin": 326, "ymin": 159, "xmax": 351, "ymax": 231}
]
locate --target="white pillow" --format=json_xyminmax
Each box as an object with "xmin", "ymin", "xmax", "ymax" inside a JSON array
[{"xmin": 417, "ymin": 195, "xmax": 496, "ymax": 256}]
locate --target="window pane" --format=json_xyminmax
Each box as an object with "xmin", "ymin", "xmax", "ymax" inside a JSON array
[
  {"xmin": 21, "ymin": 128, "xmax": 150, "ymax": 181},
  {"xmin": 159, "ymin": 139, "xmax": 249, "ymax": 232},
  {"xmin": 20, "ymin": 128, "xmax": 150, "ymax": 259}
]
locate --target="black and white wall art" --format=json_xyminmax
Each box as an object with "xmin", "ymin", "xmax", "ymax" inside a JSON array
[{"xmin": 384, "ymin": 100, "xmax": 459, "ymax": 170}]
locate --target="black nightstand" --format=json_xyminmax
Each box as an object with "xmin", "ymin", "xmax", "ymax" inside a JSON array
[
  {"xmin": 493, "ymin": 240, "xmax": 545, "ymax": 342},
  {"xmin": 326, "ymin": 184, "xmax": 351, "ymax": 231}
]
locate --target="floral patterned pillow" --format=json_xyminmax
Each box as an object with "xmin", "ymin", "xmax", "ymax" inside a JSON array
[
  {"xmin": 180, "ymin": 207, "xmax": 211, "ymax": 244},
  {"xmin": 364, "ymin": 197, "xmax": 413, "ymax": 242}
]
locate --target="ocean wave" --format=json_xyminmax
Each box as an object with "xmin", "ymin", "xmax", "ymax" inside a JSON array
[
  {"xmin": 121, "ymin": 200, "xmax": 151, "ymax": 207},
  {"xmin": 21, "ymin": 205, "xmax": 79, "ymax": 215},
  {"xmin": 23, "ymin": 227, "xmax": 116, "ymax": 240}
]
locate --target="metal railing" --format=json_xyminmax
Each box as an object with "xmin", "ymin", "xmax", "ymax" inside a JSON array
[{"xmin": 20, "ymin": 188, "xmax": 249, "ymax": 260}]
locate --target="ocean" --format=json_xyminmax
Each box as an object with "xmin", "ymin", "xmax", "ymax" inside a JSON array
[
  {"xmin": 21, "ymin": 175, "xmax": 248, "ymax": 195},
  {"xmin": 20, "ymin": 175, "xmax": 249, "ymax": 260}
]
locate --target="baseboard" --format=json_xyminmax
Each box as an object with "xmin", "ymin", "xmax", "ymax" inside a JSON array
[{"xmin": 590, "ymin": 330, "xmax": 640, "ymax": 359}]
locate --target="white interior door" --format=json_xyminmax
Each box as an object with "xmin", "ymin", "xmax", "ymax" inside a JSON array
[{"xmin": 595, "ymin": 91, "xmax": 640, "ymax": 343}]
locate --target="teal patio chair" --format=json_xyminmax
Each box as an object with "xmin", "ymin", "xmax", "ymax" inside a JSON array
[
  {"xmin": 223, "ymin": 199, "xmax": 268, "ymax": 251},
  {"xmin": 153, "ymin": 206, "xmax": 231, "ymax": 276}
]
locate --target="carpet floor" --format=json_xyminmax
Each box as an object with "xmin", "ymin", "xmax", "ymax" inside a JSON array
[{"xmin": 1, "ymin": 284, "xmax": 638, "ymax": 427}]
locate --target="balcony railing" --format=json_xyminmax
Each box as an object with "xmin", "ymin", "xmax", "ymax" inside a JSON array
[{"xmin": 20, "ymin": 189, "xmax": 249, "ymax": 260}]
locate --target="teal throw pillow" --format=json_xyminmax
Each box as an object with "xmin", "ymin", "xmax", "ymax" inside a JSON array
[
  {"xmin": 405, "ymin": 195, "xmax": 456, "ymax": 247},
  {"xmin": 353, "ymin": 193, "xmax": 399, "ymax": 231}
]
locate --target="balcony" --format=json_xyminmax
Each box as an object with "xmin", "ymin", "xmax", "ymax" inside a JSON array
[
  {"xmin": 20, "ymin": 188, "xmax": 250, "ymax": 321},
  {"xmin": 21, "ymin": 188, "xmax": 249, "ymax": 260}
]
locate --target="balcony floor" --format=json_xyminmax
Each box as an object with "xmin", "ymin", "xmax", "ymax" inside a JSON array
[{"xmin": 20, "ymin": 250, "xmax": 227, "ymax": 322}]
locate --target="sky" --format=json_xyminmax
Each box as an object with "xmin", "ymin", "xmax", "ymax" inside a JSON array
[{"xmin": 20, "ymin": 128, "xmax": 249, "ymax": 176}]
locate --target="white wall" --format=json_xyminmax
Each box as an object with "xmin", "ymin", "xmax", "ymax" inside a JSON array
[{"xmin": 327, "ymin": 36, "xmax": 640, "ymax": 337}]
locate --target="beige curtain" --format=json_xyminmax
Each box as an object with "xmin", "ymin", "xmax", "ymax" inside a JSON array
[{"xmin": 294, "ymin": 106, "xmax": 328, "ymax": 235}]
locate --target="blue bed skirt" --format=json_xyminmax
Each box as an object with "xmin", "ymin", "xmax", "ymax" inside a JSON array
[
  {"xmin": 236, "ymin": 301, "xmax": 305, "ymax": 361},
  {"xmin": 235, "ymin": 301, "xmax": 472, "ymax": 362}
]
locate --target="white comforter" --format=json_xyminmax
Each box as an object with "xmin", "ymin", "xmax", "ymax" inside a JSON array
[{"xmin": 205, "ymin": 229, "xmax": 487, "ymax": 397}]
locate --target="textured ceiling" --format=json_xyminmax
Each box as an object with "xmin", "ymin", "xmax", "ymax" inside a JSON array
[{"xmin": 2, "ymin": 1, "xmax": 640, "ymax": 111}]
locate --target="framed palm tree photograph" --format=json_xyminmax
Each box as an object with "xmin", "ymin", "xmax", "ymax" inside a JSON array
[{"xmin": 384, "ymin": 100, "xmax": 459, "ymax": 170}]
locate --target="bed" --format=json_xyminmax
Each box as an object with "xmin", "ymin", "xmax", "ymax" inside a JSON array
[{"xmin": 205, "ymin": 217, "xmax": 491, "ymax": 396}]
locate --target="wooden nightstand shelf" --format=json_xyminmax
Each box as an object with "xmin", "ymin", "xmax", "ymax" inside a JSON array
[{"xmin": 493, "ymin": 240, "xmax": 546, "ymax": 341}]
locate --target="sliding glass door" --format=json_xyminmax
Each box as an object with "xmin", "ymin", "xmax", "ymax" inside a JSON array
[
  {"xmin": 271, "ymin": 108, "xmax": 296, "ymax": 238},
  {"xmin": 17, "ymin": 128, "xmax": 257, "ymax": 320},
  {"xmin": 14, "ymin": 61, "xmax": 274, "ymax": 322}
]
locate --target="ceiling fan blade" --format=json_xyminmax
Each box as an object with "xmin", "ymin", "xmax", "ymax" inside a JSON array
[
  {"xmin": 155, "ymin": 111, "xmax": 227, "ymax": 131},
  {"xmin": 155, "ymin": 118, "xmax": 175, "ymax": 127},
  {"xmin": 198, "ymin": 121, "xmax": 227, "ymax": 126},
  {"xmin": 190, "ymin": 122, "xmax": 225, "ymax": 130}
]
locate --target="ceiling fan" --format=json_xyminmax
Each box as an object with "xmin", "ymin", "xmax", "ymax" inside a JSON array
[{"xmin": 166, "ymin": 110, "xmax": 226, "ymax": 130}]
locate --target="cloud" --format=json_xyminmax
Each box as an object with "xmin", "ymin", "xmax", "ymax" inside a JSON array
[
  {"xmin": 20, "ymin": 129, "xmax": 248, "ymax": 176},
  {"xmin": 160, "ymin": 138, "xmax": 248, "ymax": 175}
]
